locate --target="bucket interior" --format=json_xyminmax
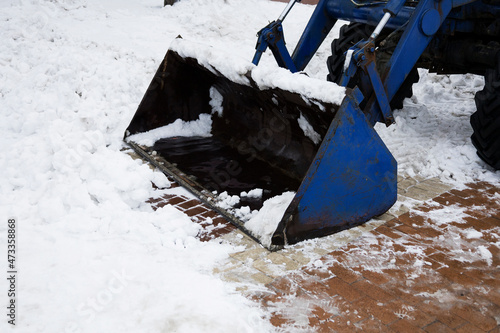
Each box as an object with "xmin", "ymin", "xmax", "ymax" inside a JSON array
[
  {"xmin": 151, "ymin": 135, "xmax": 301, "ymax": 210},
  {"xmin": 125, "ymin": 49, "xmax": 340, "ymax": 224}
]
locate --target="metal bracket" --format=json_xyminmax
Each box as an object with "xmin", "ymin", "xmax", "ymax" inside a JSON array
[
  {"xmin": 252, "ymin": 21, "xmax": 298, "ymax": 72},
  {"xmin": 252, "ymin": 0, "xmax": 301, "ymax": 71},
  {"xmin": 339, "ymin": 41, "xmax": 394, "ymax": 125}
]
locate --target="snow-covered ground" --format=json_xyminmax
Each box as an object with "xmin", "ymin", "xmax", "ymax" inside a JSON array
[{"xmin": 0, "ymin": 0, "xmax": 498, "ymax": 332}]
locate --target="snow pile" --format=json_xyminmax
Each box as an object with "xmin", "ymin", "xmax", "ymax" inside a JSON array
[
  {"xmin": 217, "ymin": 191, "xmax": 242, "ymax": 210},
  {"xmin": 209, "ymin": 86, "xmax": 224, "ymax": 117},
  {"xmin": 170, "ymin": 38, "xmax": 346, "ymax": 105},
  {"xmin": 0, "ymin": 1, "xmax": 285, "ymax": 332},
  {"xmin": 245, "ymin": 192, "xmax": 296, "ymax": 247},
  {"xmin": 214, "ymin": 190, "xmax": 295, "ymax": 246}
]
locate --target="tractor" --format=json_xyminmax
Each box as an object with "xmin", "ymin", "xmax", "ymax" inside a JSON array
[{"xmin": 125, "ymin": 0, "xmax": 500, "ymax": 249}]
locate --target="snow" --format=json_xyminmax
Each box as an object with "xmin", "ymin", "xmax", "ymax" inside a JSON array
[
  {"xmin": 414, "ymin": 204, "xmax": 468, "ymax": 226},
  {"xmin": 297, "ymin": 113, "xmax": 322, "ymax": 144},
  {"xmin": 245, "ymin": 192, "xmax": 296, "ymax": 248},
  {"xmin": 216, "ymin": 191, "xmax": 241, "ymax": 210},
  {"xmin": 477, "ymin": 246, "xmax": 493, "ymax": 266},
  {"xmin": 465, "ymin": 229, "xmax": 483, "ymax": 239},
  {"xmin": 209, "ymin": 86, "xmax": 224, "ymax": 117},
  {"xmin": 0, "ymin": 0, "xmax": 499, "ymax": 332},
  {"xmin": 241, "ymin": 189, "xmax": 264, "ymax": 199},
  {"xmin": 214, "ymin": 190, "xmax": 295, "ymax": 243},
  {"xmin": 170, "ymin": 37, "xmax": 346, "ymax": 105},
  {"xmin": 127, "ymin": 114, "xmax": 213, "ymax": 146},
  {"xmin": 250, "ymin": 64, "xmax": 345, "ymax": 105},
  {"xmin": 376, "ymin": 70, "xmax": 499, "ymax": 186}
]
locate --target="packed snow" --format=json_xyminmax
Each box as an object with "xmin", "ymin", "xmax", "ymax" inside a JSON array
[
  {"xmin": 169, "ymin": 38, "xmax": 346, "ymax": 105},
  {"xmin": 245, "ymin": 191, "xmax": 296, "ymax": 247},
  {"xmin": 0, "ymin": 0, "xmax": 498, "ymax": 332},
  {"xmin": 127, "ymin": 114, "xmax": 213, "ymax": 146}
]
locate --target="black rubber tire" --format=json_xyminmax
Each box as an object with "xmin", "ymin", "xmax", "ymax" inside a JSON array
[
  {"xmin": 471, "ymin": 59, "xmax": 500, "ymax": 170},
  {"xmin": 326, "ymin": 22, "xmax": 419, "ymax": 110},
  {"xmin": 326, "ymin": 23, "xmax": 369, "ymax": 88}
]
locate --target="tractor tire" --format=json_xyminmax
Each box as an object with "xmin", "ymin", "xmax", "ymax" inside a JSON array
[
  {"xmin": 326, "ymin": 23, "xmax": 369, "ymax": 87},
  {"xmin": 326, "ymin": 22, "xmax": 419, "ymax": 110},
  {"xmin": 471, "ymin": 59, "xmax": 500, "ymax": 170}
]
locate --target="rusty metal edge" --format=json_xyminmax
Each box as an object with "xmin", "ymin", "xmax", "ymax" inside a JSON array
[{"xmin": 125, "ymin": 140, "xmax": 284, "ymax": 252}]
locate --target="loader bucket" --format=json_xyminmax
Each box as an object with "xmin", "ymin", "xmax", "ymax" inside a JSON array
[{"xmin": 125, "ymin": 40, "xmax": 397, "ymax": 250}]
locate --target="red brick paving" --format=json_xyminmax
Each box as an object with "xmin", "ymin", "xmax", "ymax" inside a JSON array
[
  {"xmin": 148, "ymin": 178, "xmax": 499, "ymax": 332},
  {"xmin": 147, "ymin": 175, "xmax": 236, "ymax": 241},
  {"xmin": 257, "ymin": 182, "xmax": 500, "ymax": 332}
]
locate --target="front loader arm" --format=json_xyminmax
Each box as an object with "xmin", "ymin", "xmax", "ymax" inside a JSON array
[
  {"xmin": 291, "ymin": 0, "xmax": 337, "ymax": 71},
  {"xmin": 252, "ymin": 0, "xmax": 337, "ymax": 72},
  {"xmin": 254, "ymin": 0, "xmax": 455, "ymax": 126},
  {"xmin": 355, "ymin": 0, "xmax": 453, "ymax": 125}
]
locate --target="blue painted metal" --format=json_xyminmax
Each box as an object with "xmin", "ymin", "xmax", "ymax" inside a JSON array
[
  {"xmin": 252, "ymin": 21, "xmax": 298, "ymax": 72},
  {"xmin": 250, "ymin": 0, "xmax": 500, "ymax": 245},
  {"xmin": 342, "ymin": 0, "xmax": 454, "ymax": 125},
  {"xmin": 272, "ymin": 88, "xmax": 397, "ymax": 245},
  {"xmin": 259, "ymin": 0, "xmax": 491, "ymax": 128},
  {"xmin": 325, "ymin": 1, "xmax": 415, "ymax": 31},
  {"xmin": 365, "ymin": 56, "xmax": 394, "ymax": 125},
  {"xmin": 377, "ymin": 0, "xmax": 453, "ymax": 116},
  {"xmin": 338, "ymin": 40, "xmax": 394, "ymax": 125},
  {"xmin": 291, "ymin": 0, "xmax": 337, "ymax": 71},
  {"xmin": 257, "ymin": 0, "xmax": 500, "ymax": 74},
  {"xmin": 383, "ymin": 0, "xmax": 406, "ymax": 16}
]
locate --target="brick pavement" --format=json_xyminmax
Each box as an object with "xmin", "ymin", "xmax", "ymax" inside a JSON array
[
  {"xmin": 256, "ymin": 182, "xmax": 500, "ymax": 332},
  {"xmin": 146, "ymin": 172, "xmax": 499, "ymax": 332},
  {"xmin": 147, "ymin": 182, "xmax": 237, "ymax": 242}
]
